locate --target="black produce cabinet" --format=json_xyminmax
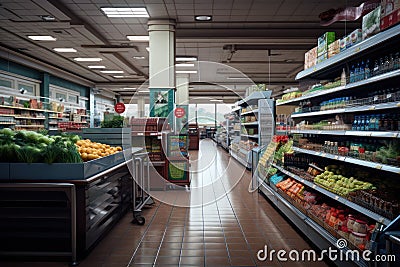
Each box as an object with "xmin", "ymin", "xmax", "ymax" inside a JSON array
[{"xmin": 0, "ymin": 148, "xmax": 142, "ymax": 262}]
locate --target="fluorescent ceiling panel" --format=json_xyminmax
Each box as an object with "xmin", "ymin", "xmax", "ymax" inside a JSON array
[
  {"xmin": 53, "ymin": 48, "xmax": 77, "ymax": 52},
  {"xmin": 127, "ymin": 35, "xmax": 149, "ymax": 41},
  {"xmin": 28, "ymin": 35, "xmax": 56, "ymax": 41},
  {"xmin": 74, "ymin": 58, "xmax": 102, "ymax": 62},
  {"xmin": 101, "ymin": 7, "xmax": 149, "ymax": 18}
]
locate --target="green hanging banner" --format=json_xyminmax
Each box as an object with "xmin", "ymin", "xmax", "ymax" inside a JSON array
[{"xmin": 149, "ymin": 88, "xmax": 174, "ymax": 125}]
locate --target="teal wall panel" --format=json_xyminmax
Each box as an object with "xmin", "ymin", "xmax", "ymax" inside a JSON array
[
  {"xmin": 0, "ymin": 57, "xmax": 41, "ymax": 80},
  {"xmin": 49, "ymin": 76, "xmax": 89, "ymax": 98}
]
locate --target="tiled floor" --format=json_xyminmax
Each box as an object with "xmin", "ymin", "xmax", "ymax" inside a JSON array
[{"xmin": 1, "ymin": 139, "xmax": 329, "ymax": 267}]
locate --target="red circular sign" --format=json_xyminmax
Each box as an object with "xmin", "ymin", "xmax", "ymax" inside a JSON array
[
  {"xmin": 174, "ymin": 107, "xmax": 185, "ymax": 118},
  {"xmin": 114, "ymin": 102, "xmax": 126, "ymax": 114}
]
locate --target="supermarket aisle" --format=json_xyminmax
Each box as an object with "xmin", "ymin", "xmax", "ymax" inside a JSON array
[{"xmin": 2, "ymin": 139, "xmax": 328, "ymax": 267}]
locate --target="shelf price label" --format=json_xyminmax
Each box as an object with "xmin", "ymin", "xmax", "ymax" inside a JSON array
[
  {"xmin": 369, "ymin": 106, "xmax": 375, "ymax": 110},
  {"xmin": 321, "ymin": 153, "xmax": 327, "ymax": 157},
  {"xmin": 312, "ymin": 184, "xmax": 316, "ymax": 189},
  {"xmin": 334, "ymin": 156, "xmax": 339, "ymax": 160},
  {"xmin": 335, "ymin": 196, "xmax": 340, "ymax": 200},
  {"xmin": 353, "ymin": 47, "xmax": 361, "ymax": 53},
  {"xmin": 397, "ymin": 103, "xmax": 400, "ymax": 107}
]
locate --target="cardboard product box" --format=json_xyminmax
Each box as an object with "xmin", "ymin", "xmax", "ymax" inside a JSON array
[
  {"xmin": 362, "ymin": 6, "xmax": 381, "ymax": 40},
  {"xmin": 380, "ymin": 0, "xmax": 400, "ymax": 30},
  {"xmin": 349, "ymin": 29, "xmax": 363, "ymax": 46},
  {"xmin": 345, "ymin": 34, "xmax": 352, "ymax": 48},
  {"xmin": 304, "ymin": 51, "xmax": 309, "ymax": 69},
  {"xmin": 317, "ymin": 32, "xmax": 335, "ymax": 57},
  {"xmin": 328, "ymin": 40, "xmax": 340, "ymax": 58},
  {"xmin": 308, "ymin": 47, "xmax": 318, "ymax": 67}
]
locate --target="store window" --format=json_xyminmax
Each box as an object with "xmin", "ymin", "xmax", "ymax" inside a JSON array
[
  {"xmin": 0, "ymin": 73, "xmax": 39, "ymax": 97},
  {"xmin": 197, "ymin": 104, "xmax": 216, "ymax": 126},
  {"xmin": 0, "ymin": 78, "xmax": 13, "ymax": 89},
  {"xmin": 17, "ymin": 82, "xmax": 35, "ymax": 95},
  {"xmin": 50, "ymin": 86, "xmax": 80, "ymax": 106}
]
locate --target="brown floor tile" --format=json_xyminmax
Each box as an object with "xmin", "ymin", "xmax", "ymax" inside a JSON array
[
  {"xmin": 159, "ymin": 241, "xmax": 182, "ymax": 250},
  {"xmin": 205, "ymin": 249, "xmax": 229, "ymax": 257},
  {"xmin": 154, "ymin": 256, "xmax": 180, "ymax": 265},
  {"xmin": 181, "ymin": 242, "xmax": 204, "ymax": 250},
  {"xmin": 131, "ymin": 255, "xmax": 156, "ymax": 264},
  {"xmin": 156, "ymin": 248, "xmax": 181, "ymax": 257},
  {"xmin": 230, "ymin": 256, "xmax": 256, "ymax": 266},
  {"xmin": 205, "ymin": 256, "xmax": 231, "ymax": 266},
  {"xmin": 181, "ymin": 249, "xmax": 205, "ymax": 257},
  {"xmin": 179, "ymin": 256, "xmax": 205, "ymax": 265}
]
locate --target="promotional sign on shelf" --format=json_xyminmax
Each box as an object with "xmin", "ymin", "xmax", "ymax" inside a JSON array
[{"xmin": 114, "ymin": 102, "xmax": 126, "ymax": 114}]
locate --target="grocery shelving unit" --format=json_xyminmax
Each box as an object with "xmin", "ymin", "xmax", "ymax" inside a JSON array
[
  {"xmin": 229, "ymin": 91, "xmax": 275, "ymax": 169},
  {"xmin": 257, "ymin": 24, "xmax": 400, "ymax": 267}
]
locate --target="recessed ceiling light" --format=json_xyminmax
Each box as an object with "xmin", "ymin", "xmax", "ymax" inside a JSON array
[
  {"xmin": 138, "ymin": 90, "xmax": 149, "ymax": 93},
  {"xmin": 146, "ymin": 47, "xmax": 150, "ymax": 52},
  {"xmin": 195, "ymin": 15, "xmax": 212, "ymax": 21},
  {"xmin": 133, "ymin": 56, "xmax": 145, "ymax": 59},
  {"xmin": 88, "ymin": 65, "xmax": 106, "ymax": 69},
  {"xmin": 123, "ymin": 87, "xmax": 136, "ymax": 90},
  {"xmin": 176, "ymin": 70, "xmax": 197, "ymax": 74},
  {"xmin": 176, "ymin": 63, "xmax": 195, "ymax": 67},
  {"xmin": 227, "ymin": 77, "xmax": 248, "ymax": 80},
  {"xmin": 127, "ymin": 35, "xmax": 149, "ymax": 41},
  {"xmin": 113, "ymin": 75, "xmax": 126, "ymax": 78},
  {"xmin": 28, "ymin": 35, "xmax": 57, "ymax": 41},
  {"xmin": 74, "ymin": 57, "xmax": 102, "ymax": 62},
  {"xmin": 53, "ymin": 48, "xmax": 77, "ymax": 53},
  {"xmin": 101, "ymin": 7, "xmax": 149, "ymax": 18},
  {"xmin": 100, "ymin": 70, "xmax": 124, "ymax": 74},
  {"xmin": 210, "ymin": 99, "xmax": 223, "ymax": 102},
  {"xmin": 40, "ymin": 15, "xmax": 56, "ymax": 21},
  {"xmin": 176, "ymin": 56, "xmax": 197, "ymax": 62}
]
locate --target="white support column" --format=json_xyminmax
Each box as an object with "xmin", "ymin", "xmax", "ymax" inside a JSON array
[
  {"xmin": 176, "ymin": 74, "xmax": 189, "ymax": 105},
  {"xmin": 148, "ymin": 19, "xmax": 176, "ymax": 89},
  {"xmin": 137, "ymin": 96, "xmax": 145, "ymax": 117}
]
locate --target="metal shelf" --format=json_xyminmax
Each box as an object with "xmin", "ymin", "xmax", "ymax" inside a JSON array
[
  {"xmin": 241, "ymin": 121, "xmax": 258, "ymax": 126},
  {"xmin": 14, "ymin": 116, "xmax": 46, "ymax": 120},
  {"xmin": 230, "ymin": 150, "xmax": 251, "ymax": 168},
  {"xmin": 0, "ymin": 105, "xmax": 46, "ymax": 113},
  {"xmin": 240, "ymin": 109, "xmax": 259, "ymax": 116},
  {"xmin": 258, "ymin": 179, "xmax": 367, "ymax": 267},
  {"xmin": 291, "ymin": 101, "xmax": 400, "ymax": 118},
  {"xmin": 238, "ymin": 91, "xmax": 272, "ymax": 106},
  {"xmin": 295, "ymin": 23, "xmax": 400, "ymax": 80},
  {"xmin": 241, "ymin": 134, "xmax": 258, "ymax": 139},
  {"xmin": 271, "ymin": 163, "xmax": 391, "ymax": 225},
  {"xmin": 292, "ymin": 108, "xmax": 345, "ymax": 118},
  {"xmin": 278, "ymin": 69, "xmax": 400, "ymax": 106},
  {"xmin": 14, "ymin": 125, "xmax": 44, "ymax": 128},
  {"xmin": 290, "ymin": 130, "xmax": 399, "ymax": 138},
  {"xmin": 292, "ymin": 147, "xmax": 400, "ymax": 174}
]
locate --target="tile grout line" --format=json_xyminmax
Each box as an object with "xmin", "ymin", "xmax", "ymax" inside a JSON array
[
  {"xmin": 210, "ymin": 157, "xmax": 232, "ymax": 266},
  {"xmin": 177, "ymin": 201, "xmax": 190, "ymax": 267},
  {"xmin": 216, "ymin": 152, "xmax": 258, "ymax": 266},
  {"xmin": 151, "ymin": 193, "xmax": 179, "ymax": 267},
  {"xmin": 125, "ymin": 197, "xmax": 164, "ymax": 267}
]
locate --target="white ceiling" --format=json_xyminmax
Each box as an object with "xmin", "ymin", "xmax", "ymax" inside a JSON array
[{"xmin": 0, "ymin": 0, "xmax": 361, "ymax": 102}]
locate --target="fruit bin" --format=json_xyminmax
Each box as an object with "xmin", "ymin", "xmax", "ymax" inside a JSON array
[{"xmin": 2, "ymin": 149, "xmax": 131, "ymax": 181}]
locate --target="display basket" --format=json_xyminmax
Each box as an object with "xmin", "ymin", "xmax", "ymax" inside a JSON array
[{"xmin": 1, "ymin": 150, "xmax": 130, "ymax": 181}]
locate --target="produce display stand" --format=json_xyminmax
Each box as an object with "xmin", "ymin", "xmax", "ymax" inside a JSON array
[{"xmin": 0, "ymin": 147, "xmax": 144, "ymax": 263}]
